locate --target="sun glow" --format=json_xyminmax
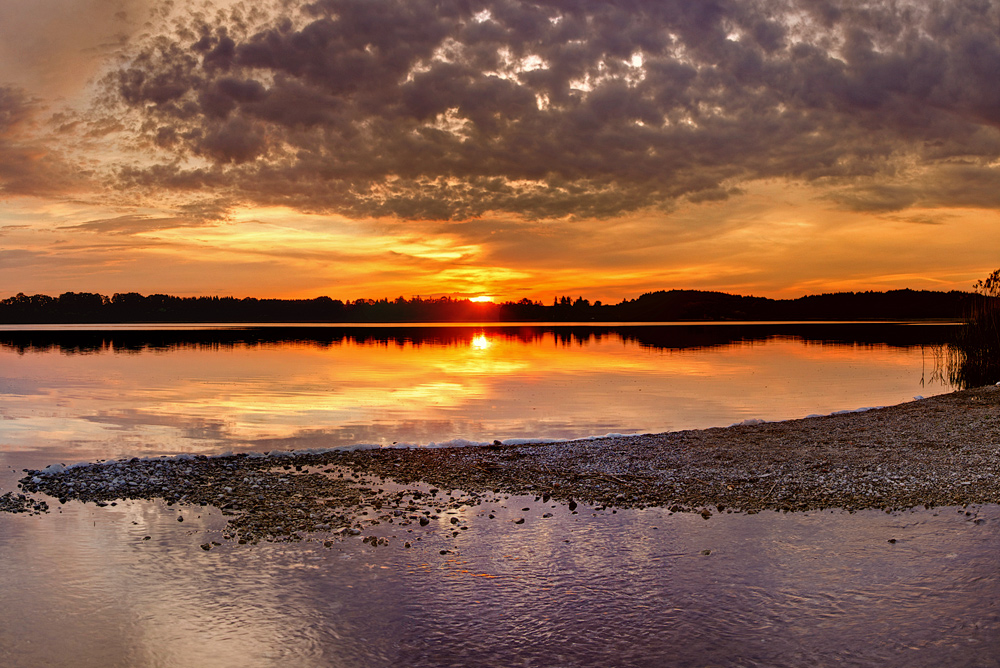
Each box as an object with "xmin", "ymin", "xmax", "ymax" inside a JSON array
[
  {"xmin": 471, "ymin": 334, "xmax": 492, "ymax": 350},
  {"xmin": 470, "ymin": 295, "xmax": 494, "ymax": 303}
]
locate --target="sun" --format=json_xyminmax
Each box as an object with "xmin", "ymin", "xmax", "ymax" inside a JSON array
[{"xmin": 469, "ymin": 295, "xmax": 494, "ymax": 303}]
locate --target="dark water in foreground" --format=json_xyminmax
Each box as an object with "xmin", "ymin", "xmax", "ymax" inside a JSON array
[
  {"xmin": 1, "ymin": 490, "xmax": 997, "ymax": 668},
  {"xmin": 1, "ymin": 323, "xmax": 993, "ymax": 667}
]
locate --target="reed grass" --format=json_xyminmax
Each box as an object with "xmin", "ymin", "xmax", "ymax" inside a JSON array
[{"xmin": 951, "ymin": 269, "xmax": 1000, "ymax": 388}]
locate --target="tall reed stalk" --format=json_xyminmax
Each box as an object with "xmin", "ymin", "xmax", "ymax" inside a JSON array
[{"xmin": 951, "ymin": 269, "xmax": 1000, "ymax": 388}]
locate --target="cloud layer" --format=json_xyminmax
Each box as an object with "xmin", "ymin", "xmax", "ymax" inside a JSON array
[{"xmin": 95, "ymin": 0, "xmax": 1000, "ymax": 220}]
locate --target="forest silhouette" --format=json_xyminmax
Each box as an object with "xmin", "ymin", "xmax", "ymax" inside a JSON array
[{"xmin": 0, "ymin": 288, "xmax": 983, "ymax": 324}]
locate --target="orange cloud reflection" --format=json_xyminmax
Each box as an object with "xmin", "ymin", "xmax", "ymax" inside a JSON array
[{"xmin": 0, "ymin": 327, "xmax": 955, "ymax": 459}]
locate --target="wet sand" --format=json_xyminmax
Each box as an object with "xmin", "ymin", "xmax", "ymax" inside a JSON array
[{"xmin": 15, "ymin": 385, "xmax": 1000, "ymax": 544}]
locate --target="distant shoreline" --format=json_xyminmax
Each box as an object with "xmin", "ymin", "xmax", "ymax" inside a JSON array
[{"xmin": 1, "ymin": 288, "xmax": 986, "ymax": 325}]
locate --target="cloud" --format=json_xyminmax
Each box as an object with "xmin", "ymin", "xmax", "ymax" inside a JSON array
[
  {"xmin": 0, "ymin": 0, "xmax": 154, "ymax": 97},
  {"xmin": 60, "ymin": 214, "xmax": 200, "ymax": 235},
  {"xmin": 827, "ymin": 162, "xmax": 1000, "ymax": 212},
  {"xmin": 0, "ymin": 248, "xmax": 47, "ymax": 268},
  {"xmin": 879, "ymin": 213, "xmax": 949, "ymax": 227},
  {"xmin": 86, "ymin": 0, "xmax": 1000, "ymax": 221},
  {"xmin": 0, "ymin": 85, "xmax": 84, "ymax": 198}
]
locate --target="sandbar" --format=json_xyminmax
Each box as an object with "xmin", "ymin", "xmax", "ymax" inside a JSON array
[{"xmin": 14, "ymin": 385, "xmax": 1000, "ymax": 544}]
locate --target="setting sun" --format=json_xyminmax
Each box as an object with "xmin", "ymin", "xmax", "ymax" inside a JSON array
[{"xmin": 470, "ymin": 296, "xmax": 495, "ymax": 303}]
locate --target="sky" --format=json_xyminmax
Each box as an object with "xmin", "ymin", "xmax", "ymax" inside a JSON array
[{"xmin": 1, "ymin": 0, "xmax": 999, "ymax": 303}]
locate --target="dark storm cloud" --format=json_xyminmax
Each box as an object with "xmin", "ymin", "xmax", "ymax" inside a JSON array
[{"xmin": 100, "ymin": 0, "xmax": 1000, "ymax": 219}]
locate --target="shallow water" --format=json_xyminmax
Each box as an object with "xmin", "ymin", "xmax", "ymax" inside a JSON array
[{"xmin": 1, "ymin": 490, "xmax": 997, "ymax": 667}]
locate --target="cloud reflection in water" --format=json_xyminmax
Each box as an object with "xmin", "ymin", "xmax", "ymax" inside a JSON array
[{"xmin": 0, "ymin": 324, "xmax": 956, "ymax": 463}]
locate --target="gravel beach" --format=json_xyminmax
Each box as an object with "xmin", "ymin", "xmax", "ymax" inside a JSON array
[{"xmin": 13, "ymin": 385, "xmax": 1000, "ymax": 544}]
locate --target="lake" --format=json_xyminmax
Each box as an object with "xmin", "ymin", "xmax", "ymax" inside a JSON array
[
  {"xmin": 0, "ymin": 322, "xmax": 957, "ymax": 462},
  {"xmin": 3, "ymin": 322, "xmax": 997, "ymax": 667}
]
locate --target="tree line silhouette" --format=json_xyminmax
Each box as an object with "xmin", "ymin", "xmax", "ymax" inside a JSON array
[{"xmin": 0, "ymin": 288, "xmax": 984, "ymax": 324}]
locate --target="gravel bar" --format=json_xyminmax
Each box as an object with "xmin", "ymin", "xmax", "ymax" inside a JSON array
[{"xmin": 12, "ymin": 385, "xmax": 1000, "ymax": 544}]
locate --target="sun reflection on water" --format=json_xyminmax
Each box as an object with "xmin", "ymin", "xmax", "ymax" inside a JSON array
[{"xmin": 471, "ymin": 334, "xmax": 492, "ymax": 351}]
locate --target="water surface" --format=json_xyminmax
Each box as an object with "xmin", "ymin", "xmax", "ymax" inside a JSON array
[
  {"xmin": 0, "ymin": 495, "xmax": 996, "ymax": 668},
  {"xmin": 0, "ymin": 322, "xmax": 956, "ymax": 463},
  {"xmin": 1, "ymin": 322, "xmax": 984, "ymax": 667}
]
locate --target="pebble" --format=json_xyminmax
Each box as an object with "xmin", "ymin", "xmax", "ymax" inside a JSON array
[{"xmin": 0, "ymin": 492, "xmax": 47, "ymax": 515}]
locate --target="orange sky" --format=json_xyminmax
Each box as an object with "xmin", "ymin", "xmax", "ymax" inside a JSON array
[{"xmin": 1, "ymin": 0, "xmax": 999, "ymax": 303}]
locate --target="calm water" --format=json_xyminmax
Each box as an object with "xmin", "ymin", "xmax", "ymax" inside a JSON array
[
  {"xmin": 4, "ymin": 322, "xmax": 995, "ymax": 668},
  {"xmin": 2, "ymin": 495, "xmax": 999, "ymax": 668},
  {"xmin": 0, "ymin": 322, "xmax": 956, "ymax": 462}
]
